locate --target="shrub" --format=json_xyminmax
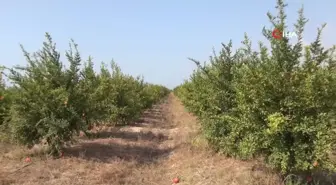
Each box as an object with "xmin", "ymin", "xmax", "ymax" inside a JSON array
[
  {"xmin": 0, "ymin": 67, "xmax": 7, "ymax": 125},
  {"xmin": 0, "ymin": 68, "xmax": 13, "ymax": 142},
  {"xmin": 175, "ymin": 0, "xmax": 336, "ymax": 174},
  {"xmin": 3, "ymin": 33, "xmax": 169, "ymax": 155},
  {"xmin": 5, "ymin": 33, "xmax": 88, "ymax": 155}
]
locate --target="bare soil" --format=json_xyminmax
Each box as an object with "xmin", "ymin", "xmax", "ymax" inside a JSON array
[{"xmin": 0, "ymin": 94, "xmax": 334, "ymax": 185}]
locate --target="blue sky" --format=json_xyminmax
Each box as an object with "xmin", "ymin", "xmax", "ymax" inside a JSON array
[{"xmin": 1, "ymin": 0, "xmax": 335, "ymax": 88}]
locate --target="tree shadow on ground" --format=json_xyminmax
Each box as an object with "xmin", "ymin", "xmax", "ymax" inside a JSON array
[
  {"xmin": 129, "ymin": 118, "xmax": 175, "ymax": 129},
  {"xmin": 125, "ymin": 108, "xmax": 175, "ymax": 128},
  {"xmin": 281, "ymin": 172, "xmax": 336, "ymax": 185},
  {"xmin": 64, "ymin": 142, "xmax": 176, "ymax": 164},
  {"xmin": 311, "ymin": 171, "xmax": 336, "ymax": 185},
  {"xmin": 140, "ymin": 112, "xmax": 165, "ymax": 120},
  {"xmin": 87, "ymin": 130, "xmax": 169, "ymax": 142},
  {"xmin": 136, "ymin": 117, "xmax": 165, "ymax": 124},
  {"xmin": 252, "ymin": 163, "xmax": 336, "ymax": 185}
]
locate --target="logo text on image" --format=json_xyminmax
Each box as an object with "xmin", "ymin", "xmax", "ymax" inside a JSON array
[{"xmin": 272, "ymin": 28, "xmax": 297, "ymax": 40}]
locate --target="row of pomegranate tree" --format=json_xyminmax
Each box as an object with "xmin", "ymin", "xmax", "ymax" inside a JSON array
[
  {"xmin": 174, "ymin": 0, "xmax": 336, "ymax": 178},
  {"xmin": 0, "ymin": 33, "xmax": 169, "ymax": 155}
]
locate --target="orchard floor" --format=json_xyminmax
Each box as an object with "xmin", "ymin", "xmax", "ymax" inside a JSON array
[{"xmin": 0, "ymin": 94, "xmax": 335, "ymax": 185}]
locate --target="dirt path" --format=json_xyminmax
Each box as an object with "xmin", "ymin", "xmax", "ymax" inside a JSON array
[{"xmin": 1, "ymin": 93, "xmax": 283, "ymax": 185}]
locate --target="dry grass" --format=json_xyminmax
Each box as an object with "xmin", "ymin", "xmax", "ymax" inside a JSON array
[{"xmin": 0, "ymin": 93, "xmax": 335, "ymax": 185}]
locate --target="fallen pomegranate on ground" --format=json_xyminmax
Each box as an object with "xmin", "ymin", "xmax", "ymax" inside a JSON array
[
  {"xmin": 172, "ymin": 177, "xmax": 179, "ymax": 184},
  {"xmin": 25, "ymin": 157, "xmax": 31, "ymax": 162},
  {"xmin": 306, "ymin": 176, "xmax": 313, "ymax": 183}
]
